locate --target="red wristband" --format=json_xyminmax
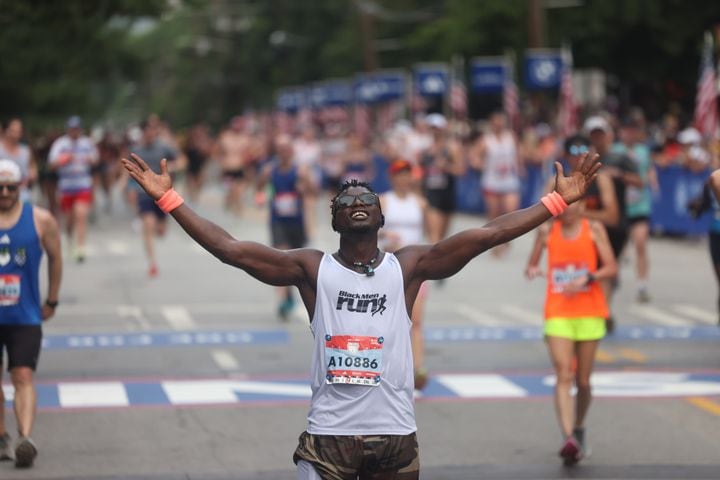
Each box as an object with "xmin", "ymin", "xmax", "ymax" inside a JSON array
[
  {"xmin": 155, "ymin": 188, "xmax": 184, "ymax": 213},
  {"xmin": 541, "ymin": 191, "xmax": 568, "ymax": 217}
]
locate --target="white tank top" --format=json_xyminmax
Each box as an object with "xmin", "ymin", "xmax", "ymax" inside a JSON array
[
  {"xmin": 307, "ymin": 253, "xmax": 416, "ymax": 435},
  {"xmin": 482, "ymin": 130, "xmax": 520, "ymax": 193},
  {"xmin": 381, "ymin": 192, "xmax": 424, "ymax": 249}
]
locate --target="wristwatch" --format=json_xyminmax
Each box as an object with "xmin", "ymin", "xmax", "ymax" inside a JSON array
[
  {"xmin": 584, "ymin": 273, "xmax": 596, "ymax": 286},
  {"xmin": 45, "ymin": 299, "xmax": 59, "ymax": 308}
]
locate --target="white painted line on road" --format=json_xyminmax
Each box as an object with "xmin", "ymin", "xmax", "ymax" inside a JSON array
[
  {"xmin": 498, "ymin": 304, "xmax": 539, "ymax": 325},
  {"xmin": 161, "ymin": 305, "xmax": 197, "ymax": 330},
  {"xmin": 58, "ymin": 382, "xmax": 129, "ymax": 407},
  {"xmin": 449, "ymin": 303, "xmax": 503, "ymax": 326},
  {"xmin": 117, "ymin": 305, "xmax": 151, "ymax": 331},
  {"xmin": 628, "ymin": 304, "xmax": 688, "ymax": 327},
  {"xmin": 162, "ymin": 380, "xmax": 311, "ymax": 405},
  {"xmin": 436, "ymin": 374, "xmax": 527, "ymax": 398},
  {"xmin": 212, "ymin": 349, "xmax": 240, "ymax": 371},
  {"xmin": 672, "ymin": 304, "xmax": 717, "ymax": 325}
]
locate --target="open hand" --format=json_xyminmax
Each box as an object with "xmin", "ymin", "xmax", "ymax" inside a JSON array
[
  {"xmin": 121, "ymin": 153, "xmax": 173, "ymax": 200},
  {"xmin": 553, "ymin": 153, "xmax": 601, "ymax": 204}
]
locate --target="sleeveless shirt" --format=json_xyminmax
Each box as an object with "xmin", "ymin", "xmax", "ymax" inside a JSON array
[{"xmin": 307, "ymin": 253, "xmax": 416, "ymax": 435}]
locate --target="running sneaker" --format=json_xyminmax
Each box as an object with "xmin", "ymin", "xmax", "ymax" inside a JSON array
[
  {"xmin": 558, "ymin": 435, "xmax": 582, "ymax": 466},
  {"xmin": 14, "ymin": 436, "xmax": 37, "ymax": 468},
  {"xmin": 573, "ymin": 427, "xmax": 591, "ymax": 460},
  {"xmin": 637, "ymin": 288, "xmax": 651, "ymax": 303},
  {"xmin": 0, "ymin": 433, "xmax": 13, "ymax": 461},
  {"xmin": 148, "ymin": 264, "xmax": 159, "ymax": 278}
]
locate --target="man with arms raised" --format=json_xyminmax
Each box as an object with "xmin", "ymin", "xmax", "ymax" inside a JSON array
[{"xmin": 122, "ymin": 152, "xmax": 599, "ymax": 479}]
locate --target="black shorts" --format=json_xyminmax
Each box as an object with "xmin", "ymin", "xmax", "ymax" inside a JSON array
[
  {"xmin": 628, "ymin": 216, "xmax": 650, "ymax": 227},
  {"xmin": 0, "ymin": 325, "xmax": 42, "ymax": 371},
  {"xmin": 606, "ymin": 226, "xmax": 629, "ymax": 259},
  {"xmin": 425, "ymin": 189, "xmax": 455, "ymax": 214},
  {"xmin": 272, "ymin": 222, "xmax": 306, "ymax": 249},
  {"xmin": 223, "ymin": 168, "xmax": 245, "ymax": 181},
  {"xmin": 138, "ymin": 194, "xmax": 167, "ymax": 220}
]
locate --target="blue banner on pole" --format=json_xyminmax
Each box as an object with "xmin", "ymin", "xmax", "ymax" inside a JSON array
[
  {"xmin": 469, "ymin": 58, "xmax": 507, "ymax": 93},
  {"xmin": 354, "ymin": 71, "xmax": 406, "ymax": 104},
  {"xmin": 651, "ymin": 165, "xmax": 711, "ymax": 235},
  {"xmin": 414, "ymin": 65, "xmax": 449, "ymax": 97},
  {"xmin": 525, "ymin": 50, "xmax": 563, "ymax": 90},
  {"xmin": 309, "ymin": 81, "xmax": 353, "ymax": 108},
  {"xmin": 276, "ymin": 88, "xmax": 308, "ymax": 112}
]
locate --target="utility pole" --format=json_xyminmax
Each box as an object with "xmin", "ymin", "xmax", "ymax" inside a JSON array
[
  {"xmin": 528, "ymin": 0, "xmax": 546, "ymax": 48},
  {"xmin": 356, "ymin": 0, "xmax": 379, "ymax": 72}
]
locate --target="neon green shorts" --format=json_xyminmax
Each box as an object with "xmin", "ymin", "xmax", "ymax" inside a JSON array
[{"xmin": 544, "ymin": 316, "xmax": 606, "ymax": 341}]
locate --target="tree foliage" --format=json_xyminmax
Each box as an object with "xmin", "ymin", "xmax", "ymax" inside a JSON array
[{"xmin": 2, "ymin": 0, "xmax": 720, "ymax": 128}]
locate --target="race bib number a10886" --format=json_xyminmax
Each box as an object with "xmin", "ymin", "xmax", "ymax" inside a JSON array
[{"xmin": 325, "ymin": 334, "xmax": 383, "ymax": 386}]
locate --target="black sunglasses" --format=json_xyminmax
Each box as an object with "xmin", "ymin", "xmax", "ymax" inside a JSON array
[
  {"xmin": 0, "ymin": 184, "xmax": 19, "ymax": 193},
  {"xmin": 334, "ymin": 192, "xmax": 379, "ymax": 209}
]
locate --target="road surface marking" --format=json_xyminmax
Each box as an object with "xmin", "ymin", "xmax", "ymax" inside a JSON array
[
  {"xmin": 117, "ymin": 305, "xmax": 150, "ymax": 330},
  {"xmin": 672, "ymin": 304, "xmax": 717, "ymax": 325},
  {"xmin": 498, "ymin": 305, "xmax": 539, "ymax": 325},
  {"xmin": 628, "ymin": 304, "xmax": 688, "ymax": 327},
  {"xmin": 687, "ymin": 397, "xmax": 720, "ymax": 417},
  {"xmin": 596, "ymin": 349, "xmax": 616, "ymax": 363},
  {"xmin": 161, "ymin": 305, "xmax": 197, "ymax": 330},
  {"xmin": 618, "ymin": 348, "xmax": 647, "ymax": 363},
  {"xmin": 449, "ymin": 303, "xmax": 503, "ymax": 326},
  {"xmin": 107, "ymin": 241, "xmax": 129, "ymax": 255},
  {"xmin": 58, "ymin": 382, "xmax": 129, "ymax": 407},
  {"xmin": 212, "ymin": 349, "xmax": 240, "ymax": 370}
]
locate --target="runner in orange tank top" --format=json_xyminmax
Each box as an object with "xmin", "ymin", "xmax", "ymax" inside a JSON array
[{"xmin": 525, "ymin": 200, "xmax": 617, "ymax": 466}]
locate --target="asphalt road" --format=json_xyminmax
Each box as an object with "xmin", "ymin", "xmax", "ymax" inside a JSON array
[{"xmin": 2, "ymin": 186, "xmax": 719, "ymax": 480}]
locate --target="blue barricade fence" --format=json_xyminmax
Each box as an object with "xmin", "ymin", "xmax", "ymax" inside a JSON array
[{"xmin": 651, "ymin": 165, "xmax": 711, "ymax": 235}]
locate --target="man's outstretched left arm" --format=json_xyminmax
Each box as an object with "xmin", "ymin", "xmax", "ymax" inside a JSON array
[{"xmin": 406, "ymin": 154, "xmax": 600, "ymax": 281}]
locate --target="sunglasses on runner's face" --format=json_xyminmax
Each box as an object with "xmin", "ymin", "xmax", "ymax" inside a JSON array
[
  {"xmin": 0, "ymin": 184, "xmax": 19, "ymax": 193},
  {"xmin": 569, "ymin": 145, "xmax": 589, "ymax": 156},
  {"xmin": 334, "ymin": 192, "xmax": 379, "ymax": 208}
]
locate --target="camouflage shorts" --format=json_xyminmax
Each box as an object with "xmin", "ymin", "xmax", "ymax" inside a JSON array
[{"xmin": 293, "ymin": 431, "xmax": 420, "ymax": 480}]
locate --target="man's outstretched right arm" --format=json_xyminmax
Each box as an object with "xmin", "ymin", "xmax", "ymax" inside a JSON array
[{"xmin": 122, "ymin": 153, "xmax": 319, "ymax": 287}]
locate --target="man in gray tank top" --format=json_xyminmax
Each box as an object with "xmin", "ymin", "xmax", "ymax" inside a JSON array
[{"xmin": 122, "ymin": 151, "xmax": 601, "ymax": 479}]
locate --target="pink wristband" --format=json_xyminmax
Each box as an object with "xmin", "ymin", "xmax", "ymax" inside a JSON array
[
  {"xmin": 541, "ymin": 191, "xmax": 568, "ymax": 217},
  {"xmin": 155, "ymin": 189, "xmax": 184, "ymax": 213}
]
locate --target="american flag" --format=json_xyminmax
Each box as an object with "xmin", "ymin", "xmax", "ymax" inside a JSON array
[
  {"xmin": 693, "ymin": 32, "xmax": 718, "ymax": 138},
  {"xmin": 503, "ymin": 76, "xmax": 520, "ymax": 132},
  {"xmin": 450, "ymin": 80, "xmax": 468, "ymax": 118},
  {"xmin": 557, "ymin": 47, "xmax": 578, "ymax": 138}
]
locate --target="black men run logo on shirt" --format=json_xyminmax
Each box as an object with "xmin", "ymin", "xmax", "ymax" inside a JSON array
[{"xmin": 336, "ymin": 291, "xmax": 387, "ymax": 316}]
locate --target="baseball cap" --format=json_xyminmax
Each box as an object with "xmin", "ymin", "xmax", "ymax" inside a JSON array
[
  {"xmin": 0, "ymin": 159, "xmax": 22, "ymax": 183},
  {"xmin": 583, "ymin": 116, "xmax": 611, "ymax": 134},
  {"xmin": 66, "ymin": 115, "xmax": 82, "ymax": 129},
  {"xmin": 389, "ymin": 159, "xmax": 412, "ymax": 175},
  {"xmin": 425, "ymin": 113, "xmax": 448, "ymax": 129},
  {"xmin": 677, "ymin": 127, "xmax": 702, "ymax": 145}
]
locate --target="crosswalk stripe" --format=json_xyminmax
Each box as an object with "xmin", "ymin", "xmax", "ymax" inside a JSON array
[
  {"xmin": 449, "ymin": 303, "xmax": 503, "ymax": 326},
  {"xmin": 672, "ymin": 304, "xmax": 717, "ymax": 325},
  {"xmin": 628, "ymin": 304, "xmax": 688, "ymax": 327},
  {"xmin": 498, "ymin": 304, "xmax": 539, "ymax": 325},
  {"xmin": 117, "ymin": 305, "xmax": 150, "ymax": 331},
  {"xmin": 161, "ymin": 305, "xmax": 197, "ymax": 330},
  {"xmin": 212, "ymin": 349, "xmax": 240, "ymax": 371}
]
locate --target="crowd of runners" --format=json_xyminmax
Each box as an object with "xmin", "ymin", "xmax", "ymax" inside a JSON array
[{"xmin": 1, "ymin": 106, "xmax": 719, "ymax": 473}]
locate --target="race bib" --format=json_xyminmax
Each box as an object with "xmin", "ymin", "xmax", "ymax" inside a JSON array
[
  {"xmin": 273, "ymin": 192, "xmax": 300, "ymax": 217},
  {"xmin": 550, "ymin": 263, "xmax": 589, "ymax": 294},
  {"xmin": 324, "ymin": 334, "xmax": 383, "ymax": 386},
  {"xmin": 0, "ymin": 274, "xmax": 21, "ymax": 306},
  {"xmin": 425, "ymin": 167, "xmax": 448, "ymax": 189}
]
